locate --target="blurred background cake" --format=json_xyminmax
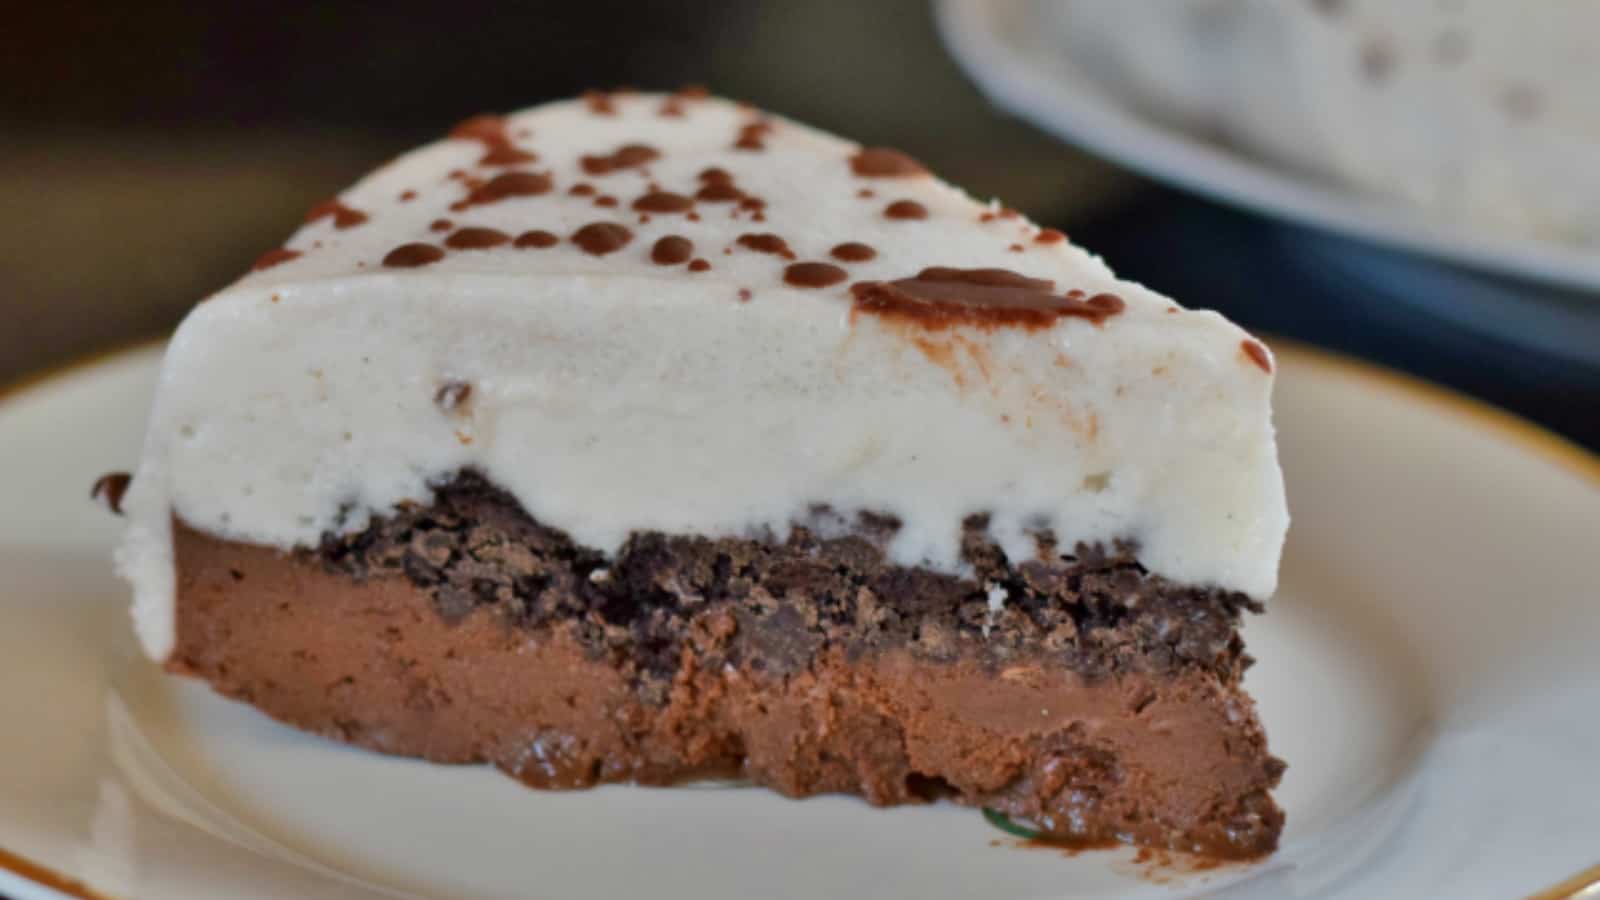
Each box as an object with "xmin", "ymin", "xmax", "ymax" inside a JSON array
[{"xmin": 1049, "ymin": 0, "xmax": 1600, "ymax": 245}]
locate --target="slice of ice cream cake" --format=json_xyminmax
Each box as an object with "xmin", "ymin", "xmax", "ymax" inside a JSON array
[{"xmin": 112, "ymin": 89, "xmax": 1290, "ymax": 857}]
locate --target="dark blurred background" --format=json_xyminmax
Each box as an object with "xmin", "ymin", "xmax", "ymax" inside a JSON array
[{"xmin": 4, "ymin": 0, "xmax": 1596, "ymax": 448}]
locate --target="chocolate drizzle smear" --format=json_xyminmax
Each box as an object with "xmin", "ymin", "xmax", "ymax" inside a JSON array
[
  {"xmin": 452, "ymin": 171, "xmax": 553, "ymax": 210},
  {"xmin": 305, "ymin": 199, "xmax": 369, "ymax": 230},
  {"xmin": 734, "ymin": 120, "xmax": 773, "ymax": 151},
  {"xmin": 581, "ymin": 144, "xmax": 659, "ymax": 176},
  {"xmin": 582, "ymin": 90, "xmax": 618, "ymax": 115},
  {"xmin": 1240, "ymin": 339, "xmax": 1273, "ymax": 374},
  {"xmin": 91, "ymin": 472, "xmax": 131, "ymax": 515},
  {"xmin": 252, "ymin": 248, "xmax": 301, "ymax": 272},
  {"xmin": 448, "ymin": 114, "xmax": 537, "ymax": 167},
  {"xmin": 696, "ymin": 166, "xmax": 748, "ymax": 203},
  {"xmin": 657, "ymin": 85, "xmax": 707, "ymax": 118},
  {"xmin": 736, "ymin": 232, "xmax": 795, "ymax": 260},
  {"xmin": 851, "ymin": 268, "xmax": 1126, "ymax": 330},
  {"xmin": 434, "ymin": 381, "xmax": 473, "ymax": 413}
]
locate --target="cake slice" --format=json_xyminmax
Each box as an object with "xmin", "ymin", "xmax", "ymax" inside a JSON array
[{"xmin": 113, "ymin": 90, "xmax": 1289, "ymax": 857}]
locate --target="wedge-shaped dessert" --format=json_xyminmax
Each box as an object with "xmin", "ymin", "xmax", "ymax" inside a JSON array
[{"xmin": 115, "ymin": 90, "xmax": 1289, "ymax": 857}]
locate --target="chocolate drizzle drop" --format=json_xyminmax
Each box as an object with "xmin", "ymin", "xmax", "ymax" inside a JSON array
[
  {"xmin": 651, "ymin": 235, "xmax": 694, "ymax": 265},
  {"xmin": 784, "ymin": 262, "xmax": 848, "ymax": 288},
  {"xmin": 445, "ymin": 227, "xmax": 511, "ymax": 250},
  {"xmin": 571, "ymin": 222, "xmax": 633, "ymax": 256},
  {"xmin": 514, "ymin": 230, "xmax": 559, "ymax": 249},
  {"xmin": 831, "ymin": 242, "xmax": 877, "ymax": 262},
  {"xmin": 383, "ymin": 243, "xmax": 447, "ymax": 268},
  {"xmin": 849, "ymin": 148, "xmax": 928, "ymax": 177},
  {"xmin": 633, "ymin": 191, "xmax": 695, "ymax": 214},
  {"xmin": 696, "ymin": 181, "xmax": 743, "ymax": 203},
  {"xmin": 884, "ymin": 200, "xmax": 928, "ymax": 220}
]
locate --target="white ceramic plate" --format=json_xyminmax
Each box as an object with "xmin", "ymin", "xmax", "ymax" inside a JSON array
[
  {"xmin": 1, "ymin": 343, "xmax": 1598, "ymax": 900},
  {"xmin": 935, "ymin": 0, "xmax": 1600, "ymax": 294}
]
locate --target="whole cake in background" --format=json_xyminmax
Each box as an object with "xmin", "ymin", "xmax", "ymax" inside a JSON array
[
  {"xmin": 1051, "ymin": 0, "xmax": 1600, "ymax": 245},
  {"xmin": 107, "ymin": 89, "xmax": 1290, "ymax": 858}
]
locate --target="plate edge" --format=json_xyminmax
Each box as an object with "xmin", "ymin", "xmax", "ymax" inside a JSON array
[{"xmin": 0, "ymin": 845, "xmax": 120, "ymax": 900}]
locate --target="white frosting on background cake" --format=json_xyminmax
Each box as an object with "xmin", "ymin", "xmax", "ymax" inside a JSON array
[
  {"xmin": 117, "ymin": 92, "xmax": 1287, "ymax": 660},
  {"xmin": 1050, "ymin": 0, "xmax": 1600, "ymax": 245}
]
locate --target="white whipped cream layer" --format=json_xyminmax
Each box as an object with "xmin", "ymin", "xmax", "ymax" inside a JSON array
[{"xmin": 118, "ymin": 93, "xmax": 1287, "ymax": 660}]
